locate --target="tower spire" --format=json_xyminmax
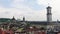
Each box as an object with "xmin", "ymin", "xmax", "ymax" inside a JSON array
[
  {"xmin": 12, "ymin": 16, "xmax": 15, "ymax": 20},
  {"xmin": 48, "ymin": 3, "xmax": 49, "ymax": 6},
  {"xmin": 47, "ymin": 2, "xmax": 50, "ymax": 7},
  {"xmin": 23, "ymin": 16, "xmax": 25, "ymax": 22}
]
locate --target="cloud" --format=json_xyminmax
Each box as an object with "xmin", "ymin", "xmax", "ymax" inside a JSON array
[
  {"xmin": 0, "ymin": 0, "xmax": 60, "ymax": 21},
  {"xmin": 0, "ymin": 0, "xmax": 50, "ymax": 21},
  {"xmin": 24, "ymin": 0, "xmax": 46, "ymax": 10}
]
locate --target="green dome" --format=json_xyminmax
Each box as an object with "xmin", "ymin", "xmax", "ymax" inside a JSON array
[{"xmin": 0, "ymin": 18, "xmax": 11, "ymax": 22}]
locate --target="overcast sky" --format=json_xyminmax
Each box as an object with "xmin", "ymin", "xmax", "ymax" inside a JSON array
[{"xmin": 0, "ymin": 0, "xmax": 60, "ymax": 21}]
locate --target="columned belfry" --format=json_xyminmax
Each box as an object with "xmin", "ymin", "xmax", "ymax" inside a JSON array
[{"xmin": 47, "ymin": 6, "xmax": 52, "ymax": 23}]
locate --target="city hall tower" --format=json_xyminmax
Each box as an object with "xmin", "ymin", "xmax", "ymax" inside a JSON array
[{"xmin": 47, "ymin": 6, "xmax": 52, "ymax": 22}]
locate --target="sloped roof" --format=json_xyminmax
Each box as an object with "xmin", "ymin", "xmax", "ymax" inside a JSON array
[
  {"xmin": 26, "ymin": 21, "xmax": 47, "ymax": 25},
  {"xmin": 26, "ymin": 21, "xmax": 60, "ymax": 25}
]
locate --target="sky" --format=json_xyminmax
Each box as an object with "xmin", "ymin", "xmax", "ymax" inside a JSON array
[{"xmin": 0, "ymin": 0, "xmax": 60, "ymax": 21}]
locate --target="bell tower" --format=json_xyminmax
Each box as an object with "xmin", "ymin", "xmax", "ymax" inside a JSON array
[
  {"xmin": 23, "ymin": 16, "xmax": 25, "ymax": 22},
  {"xmin": 47, "ymin": 6, "xmax": 52, "ymax": 23}
]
